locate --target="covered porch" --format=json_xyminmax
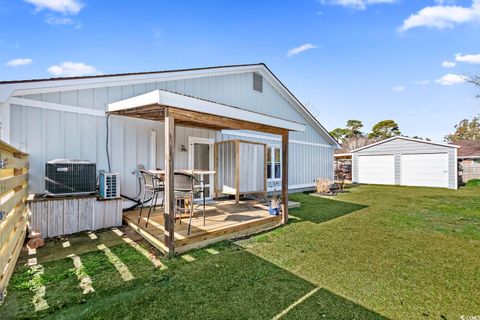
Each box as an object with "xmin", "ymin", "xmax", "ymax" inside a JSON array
[{"xmin": 108, "ymin": 89, "xmax": 304, "ymax": 255}]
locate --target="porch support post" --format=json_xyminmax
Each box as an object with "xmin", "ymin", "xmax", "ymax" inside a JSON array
[
  {"xmin": 164, "ymin": 108, "xmax": 175, "ymax": 256},
  {"xmin": 281, "ymin": 131, "xmax": 289, "ymax": 224}
]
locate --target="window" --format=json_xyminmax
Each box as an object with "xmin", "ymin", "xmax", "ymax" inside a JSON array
[
  {"xmin": 253, "ymin": 73, "xmax": 263, "ymax": 93},
  {"xmin": 266, "ymin": 146, "xmax": 281, "ymax": 180},
  {"xmin": 274, "ymin": 148, "xmax": 281, "ymax": 179}
]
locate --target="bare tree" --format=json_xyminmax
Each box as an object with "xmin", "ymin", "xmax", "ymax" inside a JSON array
[
  {"xmin": 340, "ymin": 136, "xmax": 377, "ymax": 152},
  {"xmin": 303, "ymin": 101, "xmax": 322, "ymax": 119},
  {"xmin": 466, "ymin": 75, "xmax": 480, "ymax": 98}
]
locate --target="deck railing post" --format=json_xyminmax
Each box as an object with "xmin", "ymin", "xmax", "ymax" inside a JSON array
[
  {"xmin": 281, "ymin": 131, "xmax": 289, "ymax": 224},
  {"xmin": 164, "ymin": 108, "xmax": 175, "ymax": 256}
]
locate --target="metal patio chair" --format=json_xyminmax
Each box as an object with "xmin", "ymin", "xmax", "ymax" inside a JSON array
[
  {"xmin": 174, "ymin": 172, "xmax": 206, "ymax": 235},
  {"xmin": 138, "ymin": 169, "xmax": 165, "ymax": 227}
]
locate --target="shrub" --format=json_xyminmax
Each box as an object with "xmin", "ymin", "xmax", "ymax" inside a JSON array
[{"xmin": 466, "ymin": 179, "xmax": 480, "ymax": 187}]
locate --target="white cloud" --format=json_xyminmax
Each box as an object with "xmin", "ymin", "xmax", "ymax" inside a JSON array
[
  {"xmin": 321, "ymin": 0, "xmax": 396, "ymax": 10},
  {"xmin": 47, "ymin": 61, "xmax": 100, "ymax": 77},
  {"xmin": 435, "ymin": 73, "xmax": 465, "ymax": 85},
  {"xmin": 5, "ymin": 58, "xmax": 32, "ymax": 67},
  {"xmin": 435, "ymin": 0, "xmax": 457, "ymax": 4},
  {"xmin": 392, "ymin": 85, "xmax": 405, "ymax": 92},
  {"xmin": 400, "ymin": 0, "xmax": 480, "ymax": 31},
  {"xmin": 286, "ymin": 44, "xmax": 318, "ymax": 57},
  {"xmin": 153, "ymin": 27, "xmax": 163, "ymax": 45},
  {"xmin": 414, "ymin": 80, "xmax": 430, "ymax": 85},
  {"xmin": 45, "ymin": 14, "xmax": 81, "ymax": 28},
  {"xmin": 455, "ymin": 53, "xmax": 480, "ymax": 64},
  {"xmin": 45, "ymin": 15, "xmax": 73, "ymax": 25},
  {"xmin": 442, "ymin": 60, "xmax": 456, "ymax": 68},
  {"xmin": 24, "ymin": 0, "xmax": 83, "ymax": 15}
]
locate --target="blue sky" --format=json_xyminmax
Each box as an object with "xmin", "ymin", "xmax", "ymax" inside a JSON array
[{"xmin": 0, "ymin": 0, "xmax": 479, "ymax": 141}]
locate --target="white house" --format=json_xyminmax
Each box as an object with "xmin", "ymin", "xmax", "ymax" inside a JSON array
[{"xmin": 0, "ymin": 63, "xmax": 339, "ymax": 198}]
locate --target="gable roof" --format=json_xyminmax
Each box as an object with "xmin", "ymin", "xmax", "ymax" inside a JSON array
[
  {"xmin": 0, "ymin": 63, "xmax": 260, "ymax": 85},
  {"xmin": 452, "ymin": 140, "xmax": 480, "ymax": 158},
  {"xmin": 350, "ymin": 136, "xmax": 459, "ymax": 153},
  {"xmin": 0, "ymin": 63, "xmax": 340, "ymax": 148}
]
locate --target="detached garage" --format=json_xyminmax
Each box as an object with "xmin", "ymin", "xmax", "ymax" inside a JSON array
[{"xmin": 351, "ymin": 136, "xmax": 459, "ymax": 189}]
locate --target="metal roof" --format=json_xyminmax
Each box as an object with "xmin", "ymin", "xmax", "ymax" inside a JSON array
[{"xmin": 350, "ymin": 136, "xmax": 459, "ymax": 153}]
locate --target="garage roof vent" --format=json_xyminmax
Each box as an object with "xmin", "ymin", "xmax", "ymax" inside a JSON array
[{"xmin": 253, "ymin": 73, "xmax": 263, "ymax": 93}]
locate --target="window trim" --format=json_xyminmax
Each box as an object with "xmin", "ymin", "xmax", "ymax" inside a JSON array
[{"xmin": 266, "ymin": 145, "xmax": 282, "ymax": 181}]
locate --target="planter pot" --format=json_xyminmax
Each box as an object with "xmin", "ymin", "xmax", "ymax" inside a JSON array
[{"xmin": 268, "ymin": 205, "xmax": 280, "ymax": 216}]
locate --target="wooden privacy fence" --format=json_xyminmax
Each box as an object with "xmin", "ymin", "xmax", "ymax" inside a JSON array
[
  {"xmin": 29, "ymin": 196, "xmax": 122, "ymax": 238},
  {"xmin": 460, "ymin": 159, "xmax": 480, "ymax": 183},
  {"xmin": 0, "ymin": 140, "xmax": 28, "ymax": 297},
  {"xmin": 214, "ymin": 140, "xmax": 267, "ymax": 203}
]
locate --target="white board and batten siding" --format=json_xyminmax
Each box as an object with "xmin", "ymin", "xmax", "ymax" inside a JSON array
[
  {"xmin": 3, "ymin": 66, "xmax": 337, "ymax": 197},
  {"xmin": 352, "ymin": 137, "xmax": 458, "ymax": 189}
]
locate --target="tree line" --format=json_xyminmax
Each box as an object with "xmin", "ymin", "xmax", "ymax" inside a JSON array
[
  {"xmin": 331, "ymin": 115, "xmax": 480, "ymax": 147},
  {"xmin": 445, "ymin": 115, "xmax": 480, "ymax": 143},
  {"xmin": 330, "ymin": 77, "xmax": 479, "ymax": 146},
  {"xmin": 445, "ymin": 78, "xmax": 479, "ymax": 143},
  {"xmin": 330, "ymin": 119, "xmax": 405, "ymax": 143}
]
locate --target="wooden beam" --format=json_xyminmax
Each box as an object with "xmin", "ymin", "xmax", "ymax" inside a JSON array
[
  {"xmin": 281, "ymin": 132, "xmax": 289, "ymax": 224},
  {"xmin": 112, "ymin": 104, "xmax": 292, "ymax": 134},
  {"xmin": 264, "ymin": 144, "xmax": 268, "ymax": 200},
  {"xmin": 172, "ymin": 120, "xmax": 225, "ymax": 131},
  {"xmin": 214, "ymin": 143, "xmax": 218, "ymax": 199},
  {"xmin": 235, "ymin": 140, "xmax": 240, "ymax": 204},
  {"xmin": 117, "ymin": 105, "xmax": 163, "ymax": 115},
  {"xmin": 168, "ymin": 107, "xmax": 287, "ymax": 135},
  {"xmin": 164, "ymin": 108, "xmax": 175, "ymax": 256}
]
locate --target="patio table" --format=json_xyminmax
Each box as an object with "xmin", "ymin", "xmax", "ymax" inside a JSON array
[
  {"xmin": 148, "ymin": 169, "xmax": 216, "ymax": 176},
  {"xmin": 149, "ymin": 169, "xmax": 215, "ymax": 199}
]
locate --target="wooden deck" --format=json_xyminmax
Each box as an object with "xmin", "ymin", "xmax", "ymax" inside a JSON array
[{"xmin": 123, "ymin": 200, "xmax": 282, "ymax": 255}]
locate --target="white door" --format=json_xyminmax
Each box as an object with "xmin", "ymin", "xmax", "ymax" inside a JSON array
[
  {"xmin": 401, "ymin": 153, "xmax": 449, "ymax": 188},
  {"xmin": 188, "ymin": 137, "xmax": 214, "ymax": 199},
  {"xmin": 358, "ymin": 155, "xmax": 395, "ymax": 185}
]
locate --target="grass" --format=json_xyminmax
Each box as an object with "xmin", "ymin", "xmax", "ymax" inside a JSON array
[
  {"xmin": 1, "ymin": 185, "xmax": 479, "ymax": 319},
  {"xmin": 244, "ymin": 185, "xmax": 480, "ymax": 319},
  {"xmin": 1, "ymin": 242, "xmax": 319, "ymax": 319}
]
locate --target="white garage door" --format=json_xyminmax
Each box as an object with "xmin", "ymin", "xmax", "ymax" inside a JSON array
[
  {"xmin": 358, "ymin": 155, "xmax": 395, "ymax": 185},
  {"xmin": 401, "ymin": 153, "xmax": 449, "ymax": 188}
]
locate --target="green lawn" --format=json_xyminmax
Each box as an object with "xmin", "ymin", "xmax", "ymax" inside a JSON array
[{"xmin": 1, "ymin": 185, "xmax": 479, "ymax": 319}]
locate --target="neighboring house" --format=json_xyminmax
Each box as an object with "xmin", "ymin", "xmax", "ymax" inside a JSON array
[
  {"xmin": 350, "ymin": 136, "xmax": 459, "ymax": 189},
  {"xmin": 453, "ymin": 140, "xmax": 480, "ymax": 183},
  {"xmin": 0, "ymin": 63, "xmax": 340, "ymax": 197}
]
